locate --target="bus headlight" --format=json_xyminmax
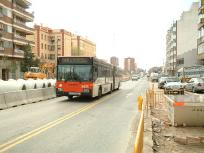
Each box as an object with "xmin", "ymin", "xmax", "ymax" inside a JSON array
[
  {"xmin": 83, "ymin": 88, "xmax": 90, "ymax": 93},
  {"xmin": 57, "ymin": 88, "xmax": 63, "ymax": 92}
]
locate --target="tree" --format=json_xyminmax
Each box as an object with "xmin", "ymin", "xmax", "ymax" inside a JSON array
[
  {"xmin": 148, "ymin": 66, "xmax": 162, "ymax": 74},
  {"xmin": 21, "ymin": 44, "xmax": 40, "ymax": 72}
]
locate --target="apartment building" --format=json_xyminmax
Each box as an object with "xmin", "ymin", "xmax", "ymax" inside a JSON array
[
  {"xmin": 28, "ymin": 24, "xmax": 72, "ymax": 64},
  {"xmin": 198, "ymin": 0, "xmax": 204, "ymax": 64},
  {"xmin": 124, "ymin": 57, "xmax": 135, "ymax": 73},
  {"xmin": 177, "ymin": 2, "xmax": 199, "ymax": 69},
  {"xmin": 165, "ymin": 2, "xmax": 199, "ymax": 76},
  {"xmin": 71, "ymin": 35, "xmax": 96, "ymax": 57},
  {"xmin": 0, "ymin": 0, "xmax": 34, "ymax": 80},
  {"xmin": 166, "ymin": 22, "xmax": 177, "ymax": 76},
  {"xmin": 110, "ymin": 56, "xmax": 119, "ymax": 67}
]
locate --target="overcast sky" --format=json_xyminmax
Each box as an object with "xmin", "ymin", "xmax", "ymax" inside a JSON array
[{"xmin": 29, "ymin": 0, "xmax": 197, "ymax": 70}]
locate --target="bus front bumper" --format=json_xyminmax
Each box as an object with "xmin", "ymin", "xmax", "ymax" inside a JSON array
[{"xmin": 56, "ymin": 89, "xmax": 92, "ymax": 97}]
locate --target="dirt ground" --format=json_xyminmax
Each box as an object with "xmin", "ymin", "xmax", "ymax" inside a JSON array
[{"xmin": 144, "ymin": 83, "xmax": 204, "ymax": 153}]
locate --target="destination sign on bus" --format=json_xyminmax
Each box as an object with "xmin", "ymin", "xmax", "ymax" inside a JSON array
[{"xmin": 58, "ymin": 57, "xmax": 93, "ymax": 65}]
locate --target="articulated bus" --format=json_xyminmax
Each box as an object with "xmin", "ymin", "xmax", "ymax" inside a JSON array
[{"xmin": 56, "ymin": 57, "xmax": 121, "ymax": 99}]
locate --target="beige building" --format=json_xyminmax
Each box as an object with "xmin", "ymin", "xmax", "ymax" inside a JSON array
[
  {"xmin": 0, "ymin": 0, "xmax": 34, "ymax": 80},
  {"xmin": 71, "ymin": 35, "xmax": 96, "ymax": 57},
  {"xmin": 28, "ymin": 25, "xmax": 72, "ymax": 64},
  {"xmin": 198, "ymin": 0, "xmax": 204, "ymax": 64},
  {"xmin": 110, "ymin": 56, "xmax": 119, "ymax": 67},
  {"xmin": 29, "ymin": 25, "xmax": 96, "ymax": 65},
  {"xmin": 177, "ymin": 2, "xmax": 199, "ymax": 69}
]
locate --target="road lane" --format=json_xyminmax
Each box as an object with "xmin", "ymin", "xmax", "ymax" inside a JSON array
[{"xmin": 0, "ymin": 79, "xmax": 149, "ymax": 153}]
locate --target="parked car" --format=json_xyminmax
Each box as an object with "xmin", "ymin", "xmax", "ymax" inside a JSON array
[
  {"xmin": 158, "ymin": 77, "xmax": 180, "ymax": 89},
  {"xmin": 164, "ymin": 81, "xmax": 184, "ymax": 94},
  {"xmin": 185, "ymin": 78, "xmax": 204, "ymax": 93},
  {"xmin": 158, "ymin": 77, "xmax": 167, "ymax": 89}
]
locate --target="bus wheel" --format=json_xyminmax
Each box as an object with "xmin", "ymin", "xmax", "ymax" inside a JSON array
[
  {"xmin": 98, "ymin": 88, "xmax": 102, "ymax": 97},
  {"xmin": 68, "ymin": 95, "xmax": 73, "ymax": 100}
]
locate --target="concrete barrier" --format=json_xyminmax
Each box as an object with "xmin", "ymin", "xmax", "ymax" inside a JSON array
[
  {"xmin": 0, "ymin": 93, "xmax": 7, "ymax": 109},
  {"xmin": 42, "ymin": 88, "xmax": 50, "ymax": 100},
  {"xmin": 26, "ymin": 89, "xmax": 44, "ymax": 103},
  {"xmin": 48, "ymin": 87, "xmax": 56, "ymax": 98},
  {"xmin": 165, "ymin": 95, "xmax": 204, "ymax": 126},
  {"xmin": 4, "ymin": 90, "xmax": 28, "ymax": 107},
  {"xmin": 43, "ymin": 87, "xmax": 56, "ymax": 100},
  {"xmin": 1, "ymin": 87, "xmax": 57, "ymax": 110}
]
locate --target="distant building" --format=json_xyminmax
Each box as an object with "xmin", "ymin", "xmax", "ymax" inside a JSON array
[
  {"xmin": 0, "ymin": 0, "xmax": 34, "ymax": 80},
  {"xmin": 27, "ymin": 24, "xmax": 72, "ymax": 65},
  {"xmin": 110, "ymin": 56, "xmax": 119, "ymax": 67},
  {"xmin": 71, "ymin": 35, "xmax": 96, "ymax": 57},
  {"xmin": 124, "ymin": 57, "xmax": 135, "ymax": 73}
]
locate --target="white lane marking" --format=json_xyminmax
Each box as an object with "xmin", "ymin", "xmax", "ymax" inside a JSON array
[{"xmin": 126, "ymin": 93, "xmax": 133, "ymax": 98}]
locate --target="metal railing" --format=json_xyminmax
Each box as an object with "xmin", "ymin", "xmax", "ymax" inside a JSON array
[
  {"xmin": 145, "ymin": 84, "xmax": 165, "ymax": 109},
  {"xmin": 134, "ymin": 96, "xmax": 144, "ymax": 153}
]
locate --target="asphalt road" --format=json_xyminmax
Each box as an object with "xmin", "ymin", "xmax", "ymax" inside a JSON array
[{"xmin": 0, "ymin": 78, "xmax": 149, "ymax": 153}]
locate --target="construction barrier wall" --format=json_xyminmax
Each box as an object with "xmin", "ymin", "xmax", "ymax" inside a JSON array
[
  {"xmin": 0, "ymin": 87, "xmax": 56, "ymax": 110},
  {"xmin": 165, "ymin": 95, "xmax": 204, "ymax": 126}
]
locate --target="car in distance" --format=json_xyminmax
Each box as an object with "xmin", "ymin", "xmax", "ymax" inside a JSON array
[
  {"xmin": 150, "ymin": 73, "xmax": 159, "ymax": 82},
  {"xmin": 131, "ymin": 75, "xmax": 139, "ymax": 81},
  {"xmin": 185, "ymin": 78, "xmax": 204, "ymax": 93}
]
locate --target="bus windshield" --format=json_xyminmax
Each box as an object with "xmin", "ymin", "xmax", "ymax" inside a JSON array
[{"xmin": 57, "ymin": 65, "xmax": 92, "ymax": 82}]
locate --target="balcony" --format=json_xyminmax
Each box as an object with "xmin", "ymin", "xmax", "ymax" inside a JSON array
[
  {"xmin": 13, "ymin": 3, "xmax": 34, "ymax": 20},
  {"xmin": 0, "ymin": 0, "xmax": 12, "ymax": 8},
  {"xmin": 13, "ymin": 21, "xmax": 34, "ymax": 34},
  {"xmin": 0, "ymin": 47, "xmax": 4, "ymax": 51},
  {"xmin": 16, "ymin": 0, "xmax": 31, "ymax": 8},
  {"xmin": 197, "ymin": 36, "xmax": 204, "ymax": 45},
  {"xmin": 198, "ymin": 18, "xmax": 204, "ymax": 29},
  {"xmin": 14, "ymin": 48, "xmax": 24, "ymax": 57},
  {"xmin": 14, "ymin": 34, "xmax": 28, "ymax": 43}
]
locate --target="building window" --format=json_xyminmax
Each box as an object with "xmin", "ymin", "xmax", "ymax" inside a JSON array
[
  {"xmin": 57, "ymin": 45, "xmax": 61, "ymax": 50},
  {"xmin": 41, "ymin": 53, "xmax": 44, "ymax": 58},
  {"xmin": 0, "ymin": 7, "xmax": 3, "ymax": 17},
  {"xmin": 50, "ymin": 54, "xmax": 55, "ymax": 60},
  {"xmin": 51, "ymin": 45, "xmax": 55, "ymax": 51},
  {"xmin": 41, "ymin": 34, "xmax": 43, "ymax": 39},
  {"xmin": 45, "ymin": 35, "xmax": 47, "ymax": 41},
  {"xmin": 4, "ymin": 41, "xmax": 13, "ymax": 48},
  {"xmin": 41, "ymin": 43, "xmax": 43, "ymax": 49},
  {"xmin": 45, "ymin": 44, "xmax": 47, "ymax": 50},
  {"xmin": 7, "ymin": 9, "xmax": 12, "ymax": 18},
  {"xmin": 7, "ymin": 25, "xmax": 12, "ymax": 33}
]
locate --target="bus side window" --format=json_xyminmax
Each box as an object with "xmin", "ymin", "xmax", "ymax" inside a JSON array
[{"xmin": 93, "ymin": 66, "xmax": 98, "ymax": 81}]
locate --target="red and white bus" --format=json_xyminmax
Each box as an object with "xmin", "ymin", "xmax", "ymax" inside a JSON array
[{"xmin": 56, "ymin": 57, "xmax": 121, "ymax": 99}]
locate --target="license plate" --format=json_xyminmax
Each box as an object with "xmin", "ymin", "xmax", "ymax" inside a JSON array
[{"xmin": 69, "ymin": 92, "xmax": 80, "ymax": 95}]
